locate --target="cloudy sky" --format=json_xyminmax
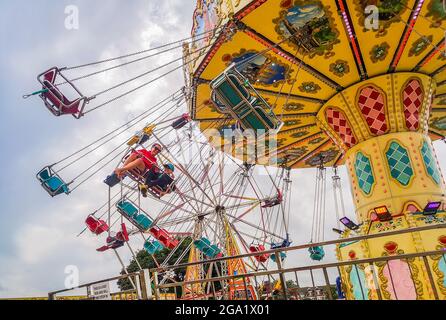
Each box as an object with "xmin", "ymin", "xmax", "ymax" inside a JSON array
[{"xmin": 0, "ymin": 0, "xmax": 445, "ymax": 298}]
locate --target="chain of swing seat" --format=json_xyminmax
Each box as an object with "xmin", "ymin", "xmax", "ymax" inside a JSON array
[{"xmin": 65, "ymin": 25, "xmax": 226, "ymax": 71}]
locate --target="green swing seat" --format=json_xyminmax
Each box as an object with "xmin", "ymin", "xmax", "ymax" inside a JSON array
[
  {"xmin": 210, "ymin": 67, "xmax": 282, "ymax": 134},
  {"xmin": 144, "ymin": 240, "xmax": 164, "ymax": 255},
  {"xmin": 309, "ymin": 246, "xmax": 325, "ymax": 261},
  {"xmin": 36, "ymin": 166, "xmax": 70, "ymax": 197},
  {"xmin": 116, "ymin": 200, "xmax": 153, "ymax": 231}
]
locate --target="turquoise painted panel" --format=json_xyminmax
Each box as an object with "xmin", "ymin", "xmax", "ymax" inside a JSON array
[
  {"xmin": 349, "ymin": 266, "xmax": 368, "ymax": 300},
  {"xmin": 439, "ymin": 255, "xmax": 446, "ymax": 288},
  {"xmin": 421, "ymin": 141, "xmax": 441, "ymax": 185},
  {"xmin": 355, "ymin": 152, "xmax": 375, "ymax": 195},
  {"xmin": 386, "ymin": 142, "xmax": 414, "ymax": 186}
]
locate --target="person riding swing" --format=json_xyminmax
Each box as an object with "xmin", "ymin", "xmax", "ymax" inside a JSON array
[
  {"xmin": 139, "ymin": 163, "xmax": 176, "ymax": 198},
  {"xmin": 114, "ymin": 143, "xmax": 163, "ymax": 179}
]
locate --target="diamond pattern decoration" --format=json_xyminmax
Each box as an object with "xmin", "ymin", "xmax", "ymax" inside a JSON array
[
  {"xmin": 403, "ymin": 79, "xmax": 423, "ymax": 131},
  {"xmin": 421, "ymin": 140, "xmax": 441, "ymax": 185},
  {"xmin": 358, "ymin": 86, "xmax": 388, "ymax": 136},
  {"xmin": 326, "ymin": 108, "xmax": 357, "ymax": 148},
  {"xmin": 355, "ymin": 152, "xmax": 375, "ymax": 195},
  {"xmin": 386, "ymin": 142, "xmax": 414, "ymax": 186}
]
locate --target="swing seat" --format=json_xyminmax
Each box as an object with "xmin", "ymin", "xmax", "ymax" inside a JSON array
[
  {"xmin": 150, "ymin": 227, "xmax": 168, "ymax": 241},
  {"xmin": 172, "ymin": 113, "xmax": 191, "ymax": 129},
  {"xmin": 165, "ymin": 238, "xmax": 179, "ymax": 250},
  {"xmin": 149, "ymin": 227, "xmax": 177, "ymax": 249},
  {"xmin": 261, "ymin": 190, "xmax": 283, "ymax": 208},
  {"xmin": 96, "ymin": 238, "xmax": 124, "ymax": 252},
  {"xmin": 36, "ymin": 166, "xmax": 70, "ymax": 197},
  {"xmin": 134, "ymin": 214, "xmax": 153, "ymax": 230},
  {"xmin": 116, "ymin": 201, "xmax": 139, "ymax": 219},
  {"xmin": 210, "ymin": 67, "xmax": 282, "ymax": 133},
  {"xmin": 193, "ymin": 237, "xmax": 212, "ymax": 251},
  {"xmin": 271, "ymin": 238, "xmax": 291, "ymax": 250},
  {"xmin": 85, "ymin": 216, "xmax": 109, "ymax": 235},
  {"xmin": 156, "ymin": 229, "xmax": 170, "ymax": 242},
  {"xmin": 150, "ymin": 183, "xmax": 176, "ymax": 198},
  {"xmin": 194, "ymin": 238, "xmax": 220, "ymax": 258},
  {"xmin": 270, "ymin": 252, "xmax": 286, "ymax": 263},
  {"xmin": 37, "ymin": 67, "xmax": 88, "ymax": 119},
  {"xmin": 104, "ymin": 173, "xmax": 121, "ymax": 188},
  {"xmin": 203, "ymin": 245, "xmax": 221, "ymax": 258},
  {"xmin": 308, "ymin": 246, "xmax": 325, "ymax": 261},
  {"xmin": 144, "ymin": 240, "xmax": 164, "ymax": 255},
  {"xmin": 249, "ymin": 245, "xmax": 270, "ymax": 262},
  {"xmin": 115, "ymin": 223, "xmax": 129, "ymax": 242}
]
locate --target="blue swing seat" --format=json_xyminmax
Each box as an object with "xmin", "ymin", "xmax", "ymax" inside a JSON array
[
  {"xmin": 104, "ymin": 173, "xmax": 121, "ymax": 188},
  {"xmin": 36, "ymin": 167, "xmax": 70, "ymax": 197},
  {"xmin": 134, "ymin": 214, "xmax": 153, "ymax": 230},
  {"xmin": 194, "ymin": 238, "xmax": 221, "ymax": 258},
  {"xmin": 270, "ymin": 252, "xmax": 287, "ymax": 263},
  {"xmin": 144, "ymin": 240, "xmax": 164, "ymax": 255},
  {"xmin": 210, "ymin": 67, "xmax": 283, "ymax": 134},
  {"xmin": 203, "ymin": 245, "xmax": 221, "ymax": 258},
  {"xmin": 116, "ymin": 200, "xmax": 139, "ymax": 219},
  {"xmin": 193, "ymin": 237, "xmax": 211, "ymax": 251},
  {"xmin": 116, "ymin": 200, "xmax": 153, "ymax": 231},
  {"xmin": 309, "ymin": 246, "xmax": 325, "ymax": 261}
]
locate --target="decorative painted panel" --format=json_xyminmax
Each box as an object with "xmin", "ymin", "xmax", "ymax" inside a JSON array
[
  {"xmin": 326, "ymin": 108, "xmax": 357, "ymax": 148},
  {"xmin": 382, "ymin": 260, "xmax": 417, "ymax": 300},
  {"xmin": 358, "ymin": 86, "xmax": 388, "ymax": 136},
  {"xmin": 402, "ymin": 79, "xmax": 423, "ymax": 131},
  {"xmin": 349, "ymin": 265, "xmax": 368, "ymax": 300},
  {"xmin": 439, "ymin": 255, "xmax": 446, "ymax": 288},
  {"xmin": 386, "ymin": 142, "xmax": 414, "ymax": 186},
  {"xmin": 421, "ymin": 140, "xmax": 441, "ymax": 185},
  {"xmin": 355, "ymin": 152, "xmax": 375, "ymax": 195}
]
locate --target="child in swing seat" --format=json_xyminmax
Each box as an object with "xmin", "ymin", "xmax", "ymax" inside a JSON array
[{"xmin": 139, "ymin": 163, "xmax": 176, "ymax": 198}]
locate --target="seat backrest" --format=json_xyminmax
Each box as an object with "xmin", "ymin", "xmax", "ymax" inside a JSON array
[
  {"xmin": 85, "ymin": 216, "xmax": 99, "ymax": 231},
  {"xmin": 47, "ymin": 176, "xmax": 66, "ymax": 193},
  {"xmin": 135, "ymin": 214, "xmax": 152, "ymax": 230},
  {"xmin": 38, "ymin": 168, "xmax": 51, "ymax": 181},
  {"xmin": 117, "ymin": 201, "xmax": 139, "ymax": 218}
]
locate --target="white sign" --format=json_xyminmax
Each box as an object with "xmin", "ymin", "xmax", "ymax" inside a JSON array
[{"xmin": 90, "ymin": 282, "xmax": 112, "ymax": 300}]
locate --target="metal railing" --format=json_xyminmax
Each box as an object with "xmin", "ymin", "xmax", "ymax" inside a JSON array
[{"xmin": 48, "ymin": 223, "xmax": 446, "ymax": 300}]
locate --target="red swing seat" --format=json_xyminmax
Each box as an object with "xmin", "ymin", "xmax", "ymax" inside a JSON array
[
  {"xmin": 37, "ymin": 67, "xmax": 88, "ymax": 119},
  {"xmin": 249, "ymin": 244, "xmax": 270, "ymax": 263},
  {"xmin": 149, "ymin": 227, "xmax": 178, "ymax": 249},
  {"xmin": 85, "ymin": 216, "xmax": 109, "ymax": 235},
  {"xmin": 261, "ymin": 189, "xmax": 283, "ymax": 208},
  {"xmin": 96, "ymin": 224, "xmax": 129, "ymax": 252}
]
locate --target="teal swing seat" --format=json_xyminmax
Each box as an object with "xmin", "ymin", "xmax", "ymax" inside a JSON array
[
  {"xmin": 193, "ymin": 237, "xmax": 211, "ymax": 251},
  {"xmin": 144, "ymin": 240, "xmax": 164, "ymax": 255},
  {"xmin": 116, "ymin": 200, "xmax": 139, "ymax": 219},
  {"xmin": 203, "ymin": 244, "xmax": 221, "ymax": 258},
  {"xmin": 116, "ymin": 200, "xmax": 153, "ymax": 231},
  {"xmin": 210, "ymin": 67, "xmax": 282, "ymax": 134},
  {"xmin": 270, "ymin": 252, "xmax": 287, "ymax": 263},
  {"xmin": 193, "ymin": 237, "xmax": 221, "ymax": 258},
  {"xmin": 134, "ymin": 214, "xmax": 153, "ymax": 230},
  {"xmin": 36, "ymin": 166, "xmax": 70, "ymax": 197},
  {"xmin": 309, "ymin": 246, "xmax": 325, "ymax": 261}
]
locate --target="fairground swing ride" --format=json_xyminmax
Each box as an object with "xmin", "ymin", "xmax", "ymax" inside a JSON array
[{"xmin": 26, "ymin": 0, "xmax": 446, "ymax": 300}]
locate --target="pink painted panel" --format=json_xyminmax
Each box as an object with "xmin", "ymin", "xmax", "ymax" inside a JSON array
[{"xmin": 383, "ymin": 260, "xmax": 417, "ymax": 300}]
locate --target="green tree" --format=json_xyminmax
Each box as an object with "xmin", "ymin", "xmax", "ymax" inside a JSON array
[{"xmin": 117, "ymin": 238, "xmax": 192, "ymax": 293}]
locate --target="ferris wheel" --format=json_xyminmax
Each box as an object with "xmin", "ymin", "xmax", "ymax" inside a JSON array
[{"xmin": 27, "ymin": 46, "xmax": 293, "ymax": 299}]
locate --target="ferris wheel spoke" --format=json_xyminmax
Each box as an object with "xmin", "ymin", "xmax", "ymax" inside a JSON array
[{"xmin": 227, "ymin": 212, "xmax": 285, "ymax": 240}]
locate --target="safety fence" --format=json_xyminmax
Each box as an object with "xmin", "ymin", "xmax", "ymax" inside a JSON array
[{"xmin": 48, "ymin": 223, "xmax": 446, "ymax": 300}]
